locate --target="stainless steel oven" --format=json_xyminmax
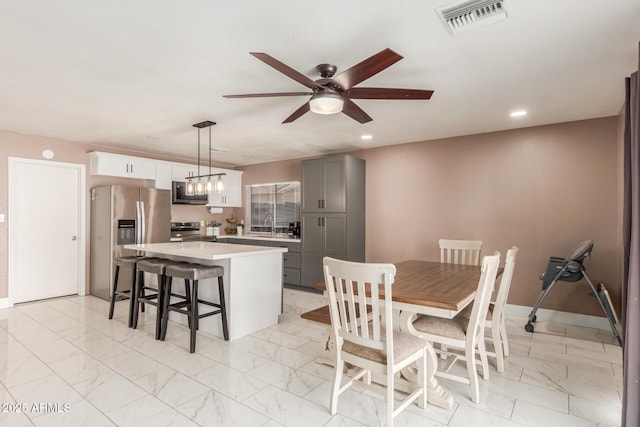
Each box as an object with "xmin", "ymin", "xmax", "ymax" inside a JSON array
[{"xmin": 170, "ymin": 222, "xmax": 217, "ymax": 242}]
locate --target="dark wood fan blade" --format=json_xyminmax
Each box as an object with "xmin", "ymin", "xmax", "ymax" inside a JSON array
[
  {"xmin": 250, "ymin": 52, "xmax": 319, "ymax": 90},
  {"xmin": 342, "ymin": 98, "xmax": 372, "ymax": 124},
  {"xmin": 331, "ymin": 48, "xmax": 403, "ymax": 90},
  {"xmin": 223, "ymin": 92, "xmax": 312, "ymax": 98},
  {"xmin": 282, "ymin": 102, "xmax": 310, "ymax": 123},
  {"xmin": 347, "ymin": 87, "xmax": 434, "ymax": 100}
]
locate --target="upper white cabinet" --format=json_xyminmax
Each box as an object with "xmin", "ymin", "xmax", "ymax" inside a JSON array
[
  {"xmin": 88, "ymin": 152, "xmax": 156, "ymax": 180},
  {"xmin": 208, "ymin": 168, "xmax": 243, "ymax": 207},
  {"xmin": 88, "ymin": 152, "xmax": 243, "ymax": 206},
  {"xmin": 154, "ymin": 161, "xmax": 172, "ymax": 190},
  {"xmin": 171, "ymin": 162, "xmax": 200, "ymax": 182}
]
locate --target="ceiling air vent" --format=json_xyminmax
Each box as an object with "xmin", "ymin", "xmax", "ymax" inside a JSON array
[{"xmin": 436, "ymin": 0, "xmax": 508, "ymax": 36}]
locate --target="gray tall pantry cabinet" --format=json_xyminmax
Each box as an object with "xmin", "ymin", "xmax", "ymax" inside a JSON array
[{"xmin": 301, "ymin": 155, "xmax": 365, "ymax": 289}]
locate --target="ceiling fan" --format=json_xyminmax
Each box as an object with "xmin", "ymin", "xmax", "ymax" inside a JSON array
[{"xmin": 223, "ymin": 48, "xmax": 434, "ymax": 124}]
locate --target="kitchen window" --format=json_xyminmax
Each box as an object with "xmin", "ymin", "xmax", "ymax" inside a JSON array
[{"xmin": 246, "ymin": 181, "xmax": 300, "ymax": 234}]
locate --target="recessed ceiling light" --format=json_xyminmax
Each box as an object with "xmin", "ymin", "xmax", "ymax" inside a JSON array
[
  {"xmin": 510, "ymin": 110, "xmax": 527, "ymax": 118},
  {"xmin": 361, "ymin": 135, "xmax": 373, "ymax": 140}
]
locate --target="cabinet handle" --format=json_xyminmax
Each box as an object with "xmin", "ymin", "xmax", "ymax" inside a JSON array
[
  {"xmin": 321, "ymin": 199, "xmax": 325, "ymax": 209},
  {"xmin": 318, "ymin": 200, "xmax": 321, "ymax": 209},
  {"xmin": 130, "ymin": 163, "xmax": 133, "ymax": 173},
  {"xmin": 318, "ymin": 217, "xmax": 321, "ymax": 227},
  {"xmin": 126, "ymin": 164, "xmax": 129, "ymax": 173},
  {"xmin": 322, "ymin": 217, "xmax": 325, "ymax": 226}
]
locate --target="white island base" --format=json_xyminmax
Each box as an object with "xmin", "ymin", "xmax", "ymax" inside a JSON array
[{"xmin": 124, "ymin": 242, "xmax": 286, "ymax": 341}]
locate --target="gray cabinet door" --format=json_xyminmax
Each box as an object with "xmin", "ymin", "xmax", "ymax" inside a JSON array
[
  {"xmin": 301, "ymin": 213, "xmax": 323, "ymax": 287},
  {"xmin": 323, "ymin": 157, "xmax": 346, "ymax": 212},
  {"xmin": 323, "ymin": 213, "xmax": 346, "ymax": 257},
  {"xmin": 301, "ymin": 213, "xmax": 323, "ymax": 252},
  {"xmin": 301, "ymin": 159, "xmax": 323, "ymax": 212},
  {"xmin": 300, "ymin": 213, "xmax": 346, "ymax": 288},
  {"xmin": 301, "ymin": 156, "xmax": 346, "ymax": 213}
]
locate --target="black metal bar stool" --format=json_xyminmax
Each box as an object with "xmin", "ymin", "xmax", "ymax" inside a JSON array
[
  {"xmin": 132, "ymin": 258, "xmax": 184, "ymax": 340},
  {"xmin": 161, "ymin": 263, "xmax": 228, "ymax": 353},
  {"xmin": 109, "ymin": 256, "xmax": 150, "ymax": 327}
]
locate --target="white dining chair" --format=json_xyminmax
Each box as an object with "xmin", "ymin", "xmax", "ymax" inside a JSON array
[
  {"xmin": 323, "ymin": 257, "xmax": 428, "ymax": 427},
  {"xmin": 409, "ymin": 252, "xmax": 500, "ymax": 403},
  {"xmin": 439, "ymin": 239, "xmax": 483, "ymax": 266},
  {"xmin": 460, "ymin": 246, "xmax": 519, "ymax": 372}
]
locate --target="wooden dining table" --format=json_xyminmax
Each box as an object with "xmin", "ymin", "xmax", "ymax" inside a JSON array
[{"xmin": 311, "ymin": 259, "xmax": 493, "ymax": 410}]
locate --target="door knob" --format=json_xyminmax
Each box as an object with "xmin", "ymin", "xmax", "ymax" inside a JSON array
[{"xmin": 71, "ymin": 235, "xmax": 77, "ymax": 241}]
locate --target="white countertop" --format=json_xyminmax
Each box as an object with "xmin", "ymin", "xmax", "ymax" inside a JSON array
[
  {"xmin": 124, "ymin": 241, "xmax": 287, "ymax": 261},
  {"xmin": 219, "ymin": 234, "xmax": 301, "ymax": 243}
]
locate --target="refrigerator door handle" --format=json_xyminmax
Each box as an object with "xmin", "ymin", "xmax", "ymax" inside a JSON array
[
  {"xmin": 140, "ymin": 201, "xmax": 146, "ymax": 244},
  {"xmin": 135, "ymin": 201, "xmax": 142, "ymax": 244}
]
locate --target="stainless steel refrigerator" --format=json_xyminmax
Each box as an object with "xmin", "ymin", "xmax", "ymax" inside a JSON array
[{"xmin": 90, "ymin": 185, "xmax": 171, "ymax": 300}]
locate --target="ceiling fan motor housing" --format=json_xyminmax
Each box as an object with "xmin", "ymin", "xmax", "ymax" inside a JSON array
[{"xmin": 316, "ymin": 64, "xmax": 337, "ymax": 78}]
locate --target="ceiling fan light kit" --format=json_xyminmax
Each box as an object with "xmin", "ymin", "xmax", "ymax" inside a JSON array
[
  {"xmin": 223, "ymin": 48, "xmax": 433, "ymax": 124},
  {"xmin": 309, "ymin": 91, "xmax": 344, "ymax": 114}
]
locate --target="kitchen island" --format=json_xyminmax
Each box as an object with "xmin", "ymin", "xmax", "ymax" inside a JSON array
[{"xmin": 124, "ymin": 241, "xmax": 287, "ymax": 340}]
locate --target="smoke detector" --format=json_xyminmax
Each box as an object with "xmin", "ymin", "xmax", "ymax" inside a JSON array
[{"xmin": 436, "ymin": 0, "xmax": 508, "ymax": 36}]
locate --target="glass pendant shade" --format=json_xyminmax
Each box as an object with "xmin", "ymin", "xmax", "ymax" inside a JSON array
[
  {"xmin": 215, "ymin": 175, "xmax": 225, "ymax": 194},
  {"xmin": 186, "ymin": 179, "xmax": 195, "ymax": 196},
  {"xmin": 206, "ymin": 177, "xmax": 213, "ymax": 194},
  {"xmin": 195, "ymin": 178, "xmax": 205, "ymax": 195}
]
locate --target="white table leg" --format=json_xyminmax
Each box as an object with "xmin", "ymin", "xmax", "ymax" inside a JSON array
[{"xmin": 398, "ymin": 310, "xmax": 454, "ymax": 409}]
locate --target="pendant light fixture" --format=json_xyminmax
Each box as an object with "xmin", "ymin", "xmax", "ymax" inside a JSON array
[{"xmin": 185, "ymin": 120, "xmax": 225, "ymax": 196}]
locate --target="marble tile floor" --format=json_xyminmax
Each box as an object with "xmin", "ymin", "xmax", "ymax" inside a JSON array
[{"xmin": 0, "ymin": 289, "xmax": 622, "ymax": 426}]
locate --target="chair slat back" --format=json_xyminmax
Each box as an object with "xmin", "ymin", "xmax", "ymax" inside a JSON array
[
  {"xmin": 466, "ymin": 252, "xmax": 500, "ymax": 342},
  {"xmin": 492, "ymin": 246, "xmax": 519, "ymax": 324},
  {"xmin": 323, "ymin": 257, "xmax": 396, "ymax": 354},
  {"xmin": 439, "ymin": 239, "xmax": 483, "ymax": 266}
]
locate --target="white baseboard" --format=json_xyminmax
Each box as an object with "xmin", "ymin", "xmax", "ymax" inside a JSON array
[
  {"xmin": 505, "ymin": 304, "xmax": 611, "ymax": 330},
  {"xmin": 0, "ymin": 298, "xmax": 13, "ymax": 309}
]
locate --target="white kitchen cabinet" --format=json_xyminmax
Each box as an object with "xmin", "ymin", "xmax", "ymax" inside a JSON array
[
  {"xmin": 171, "ymin": 162, "xmax": 200, "ymax": 182},
  {"xmin": 87, "ymin": 152, "xmax": 241, "ymax": 203},
  {"xmin": 88, "ymin": 152, "xmax": 156, "ymax": 180},
  {"xmin": 154, "ymin": 161, "xmax": 172, "ymax": 189},
  {"xmin": 207, "ymin": 168, "xmax": 243, "ymax": 207}
]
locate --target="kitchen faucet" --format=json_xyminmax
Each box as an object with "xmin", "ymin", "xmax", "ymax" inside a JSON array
[{"xmin": 263, "ymin": 213, "xmax": 275, "ymax": 236}]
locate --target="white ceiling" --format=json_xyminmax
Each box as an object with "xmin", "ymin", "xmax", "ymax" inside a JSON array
[{"xmin": 1, "ymin": 1, "xmax": 639, "ymax": 167}]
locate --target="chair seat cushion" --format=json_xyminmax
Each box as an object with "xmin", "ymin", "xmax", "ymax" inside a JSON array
[
  {"xmin": 137, "ymin": 258, "xmax": 179, "ymax": 275},
  {"xmin": 342, "ymin": 326, "xmax": 426, "ymax": 365},
  {"xmin": 165, "ymin": 263, "xmax": 224, "ymax": 281},
  {"xmin": 413, "ymin": 314, "xmax": 470, "ymax": 340},
  {"xmin": 115, "ymin": 256, "xmax": 150, "ymax": 267},
  {"xmin": 458, "ymin": 302, "xmax": 494, "ymax": 320}
]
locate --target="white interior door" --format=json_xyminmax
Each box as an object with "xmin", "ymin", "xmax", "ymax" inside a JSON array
[{"xmin": 10, "ymin": 158, "xmax": 85, "ymax": 303}]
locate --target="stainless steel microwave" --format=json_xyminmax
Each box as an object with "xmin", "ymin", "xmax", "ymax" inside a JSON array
[{"xmin": 171, "ymin": 181, "xmax": 208, "ymax": 205}]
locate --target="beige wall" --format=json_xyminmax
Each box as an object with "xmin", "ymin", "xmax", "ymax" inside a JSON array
[
  {"xmin": 238, "ymin": 117, "xmax": 620, "ymax": 317},
  {"xmin": 1, "ymin": 116, "xmax": 621, "ymax": 318}
]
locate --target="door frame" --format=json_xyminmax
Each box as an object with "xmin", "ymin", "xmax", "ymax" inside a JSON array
[{"xmin": 7, "ymin": 157, "xmax": 86, "ymax": 306}]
